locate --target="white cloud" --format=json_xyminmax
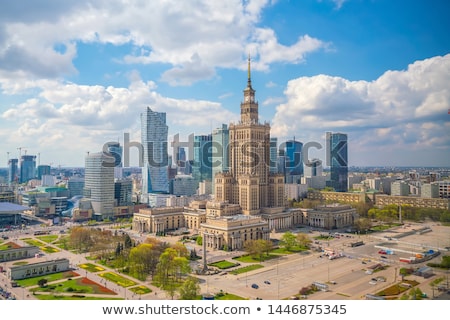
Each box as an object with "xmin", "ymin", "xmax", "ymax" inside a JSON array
[
  {"xmin": 0, "ymin": 0, "xmax": 327, "ymax": 86},
  {"xmin": 271, "ymin": 54, "xmax": 450, "ymax": 165},
  {"xmin": 0, "ymin": 72, "xmax": 238, "ymax": 165}
]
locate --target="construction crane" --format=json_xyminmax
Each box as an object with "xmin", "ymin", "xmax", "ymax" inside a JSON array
[{"xmin": 17, "ymin": 147, "xmax": 27, "ymax": 158}]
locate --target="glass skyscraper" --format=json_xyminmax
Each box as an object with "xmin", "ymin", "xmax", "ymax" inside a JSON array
[
  {"xmin": 326, "ymin": 132, "xmax": 348, "ymax": 192},
  {"xmin": 211, "ymin": 124, "xmax": 229, "ymax": 192},
  {"xmin": 84, "ymin": 152, "xmax": 115, "ymax": 218},
  {"xmin": 8, "ymin": 158, "xmax": 19, "ymax": 184},
  {"xmin": 141, "ymin": 107, "xmax": 169, "ymax": 195},
  {"xmin": 192, "ymin": 134, "xmax": 213, "ymax": 183},
  {"xmin": 284, "ymin": 139, "xmax": 303, "ymax": 183},
  {"xmin": 19, "ymin": 155, "xmax": 36, "ymax": 183}
]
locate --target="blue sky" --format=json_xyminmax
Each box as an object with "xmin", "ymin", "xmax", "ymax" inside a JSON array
[{"xmin": 0, "ymin": 0, "xmax": 449, "ymax": 168}]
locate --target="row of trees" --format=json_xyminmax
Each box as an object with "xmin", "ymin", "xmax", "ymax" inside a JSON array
[{"xmin": 292, "ymin": 197, "xmax": 450, "ymax": 225}]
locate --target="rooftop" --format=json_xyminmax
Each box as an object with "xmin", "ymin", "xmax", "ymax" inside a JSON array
[{"xmin": 0, "ymin": 202, "xmax": 30, "ymax": 213}]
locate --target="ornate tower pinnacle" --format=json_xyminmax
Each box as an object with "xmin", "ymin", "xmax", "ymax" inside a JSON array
[
  {"xmin": 247, "ymin": 54, "xmax": 252, "ymax": 88},
  {"xmin": 241, "ymin": 55, "xmax": 258, "ymax": 124}
]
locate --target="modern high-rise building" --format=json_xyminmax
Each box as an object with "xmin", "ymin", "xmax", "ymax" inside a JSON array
[
  {"xmin": 106, "ymin": 142, "xmax": 123, "ymax": 179},
  {"xmin": 283, "ymin": 139, "xmax": 303, "ymax": 183},
  {"xmin": 326, "ymin": 132, "xmax": 348, "ymax": 192},
  {"xmin": 114, "ymin": 179, "xmax": 133, "ymax": 206},
  {"xmin": 214, "ymin": 57, "xmax": 285, "ymax": 215},
  {"xmin": 304, "ymin": 158, "xmax": 322, "ymax": 177},
  {"xmin": 67, "ymin": 177, "xmax": 85, "ymax": 198},
  {"xmin": 141, "ymin": 107, "xmax": 169, "ymax": 196},
  {"xmin": 83, "ymin": 152, "xmax": 115, "ymax": 218},
  {"xmin": 19, "ymin": 155, "xmax": 37, "ymax": 183},
  {"xmin": 192, "ymin": 134, "xmax": 213, "ymax": 183},
  {"xmin": 8, "ymin": 158, "xmax": 19, "ymax": 184},
  {"xmin": 212, "ymin": 124, "xmax": 229, "ymax": 192},
  {"xmin": 37, "ymin": 165, "xmax": 51, "ymax": 180}
]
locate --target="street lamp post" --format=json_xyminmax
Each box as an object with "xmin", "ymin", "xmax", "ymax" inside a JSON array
[{"xmin": 277, "ymin": 257, "xmax": 280, "ymax": 299}]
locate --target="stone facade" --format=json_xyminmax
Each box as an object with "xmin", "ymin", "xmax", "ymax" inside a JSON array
[
  {"xmin": 7, "ymin": 258, "xmax": 70, "ymax": 280},
  {"xmin": 0, "ymin": 246, "xmax": 40, "ymax": 262},
  {"xmin": 201, "ymin": 215, "xmax": 270, "ymax": 251},
  {"xmin": 133, "ymin": 206, "xmax": 206, "ymax": 234}
]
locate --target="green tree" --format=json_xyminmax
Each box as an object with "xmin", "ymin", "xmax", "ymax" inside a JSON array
[
  {"xmin": 178, "ymin": 276, "xmax": 200, "ymax": 300},
  {"xmin": 128, "ymin": 243, "xmax": 160, "ymax": 280},
  {"xmin": 244, "ymin": 239, "xmax": 271, "ymax": 262},
  {"xmin": 280, "ymin": 231, "xmax": 297, "ymax": 251},
  {"xmin": 296, "ymin": 233, "xmax": 312, "ymax": 249},
  {"xmin": 155, "ymin": 248, "xmax": 191, "ymax": 299},
  {"xmin": 124, "ymin": 233, "xmax": 133, "ymax": 249},
  {"xmin": 409, "ymin": 287, "xmax": 423, "ymax": 300},
  {"xmin": 37, "ymin": 279, "xmax": 48, "ymax": 287},
  {"xmin": 354, "ymin": 218, "xmax": 372, "ymax": 233},
  {"xmin": 440, "ymin": 255, "xmax": 450, "ymax": 269},
  {"xmin": 399, "ymin": 268, "xmax": 409, "ymax": 281}
]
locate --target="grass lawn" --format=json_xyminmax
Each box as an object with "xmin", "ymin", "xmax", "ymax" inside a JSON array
[
  {"xmin": 208, "ymin": 260, "xmax": 240, "ymax": 269},
  {"xmin": 33, "ymin": 294, "xmax": 122, "ymax": 300},
  {"xmin": 272, "ymin": 247, "xmax": 307, "ymax": 254},
  {"xmin": 0, "ymin": 242, "xmax": 21, "ymax": 250},
  {"xmin": 215, "ymin": 293, "xmax": 247, "ymax": 300},
  {"xmin": 99, "ymin": 271, "xmax": 137, "ymax": 287},
  {"xmin": 22, "ymin": 238, "xmax": 46, "ymax": 247},
  {"xmin": 36, "ymin": 235, "xmax": 59, "ymax": 243},
  {"xmin": 52, "ymin": 236, "xmax": 72, "ymax": 251},
  {"xmin": 229, "ymin": 264, "xmax": 264, "ymax": 275},
  {"xmin": 371, "ymin": 223, "xmax": 402, "ymax": 231},
  {"xmin": 31, "ymin": 277, "xmax": 116, "ymax": 295},
  {"xmin": 129, "ymin": 285, "xmax": 152, "ymax": 295},
  {"xmin": 233, "ymin": 253, "xmax": 279, "ymax": 263},
  {"xmin": 376, "ymin": 280, "xmax": 420, "ymax": 296},
  {"xmin": 16, "ymin": 270, "xmax": 80, "ymax": 287},
  {"xmin": 41, "ymin": 245, "xmax": 60, "ymax": 253},
  {"xmin": 79, "ymin": 262, "xmax": 106, "ymax": 273}
]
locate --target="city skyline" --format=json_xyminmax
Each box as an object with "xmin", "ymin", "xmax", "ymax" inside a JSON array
[{"xmin": 0, "ymin": 1, "xmax": 449, "ymax": 168}]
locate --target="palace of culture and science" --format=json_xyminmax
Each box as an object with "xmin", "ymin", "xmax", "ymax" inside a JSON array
[
  {"xmin": 214, "ymin": 58, "xmax": 285, "ymax": 214},
  {"xmin": 133, "ymin": 59, "xmax": 358, "ymax": 251}
]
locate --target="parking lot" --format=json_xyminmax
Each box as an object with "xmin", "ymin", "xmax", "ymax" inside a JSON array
[{"xmin": 196, "ymin": 222, "xmax": 449, "ymax": 300}]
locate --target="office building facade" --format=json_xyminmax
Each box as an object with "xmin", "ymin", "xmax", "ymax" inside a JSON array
[
  {"xmin": 84, "ymin": 152, "xmax": 115, "ymax": 218},
  {"xmin": 192, "ymin": 134, "xmax": 213, "ymax": 183},
  {"xmin": 20, "ymin": 155, "xmax": 37, "ymax": 183},
  {"xmin": 326, "ymin": 132, "xmax": 348, "ymax": 192},
  {"xmin": 141, "ymin": 107, "xmax": 169, "ymax": 196},
  {"xmin": 8, "ymin": 159, "xmax": 19, "ymax": 184}
]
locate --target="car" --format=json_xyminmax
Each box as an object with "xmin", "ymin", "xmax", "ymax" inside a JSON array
[
  {"xmin": 330, "ymin": 280, "xmax": 337, "ymax": 284},
  {"xmin": 380, "ymin": 255, "xmax": 387, "ymax": 259},
  {"xmin": 251, "ymin": 284, "xmax": 259, "ymax": 289},
  {"xmin": 378, "ymin": 250, "xmax": 387, "ymax": 254},
  {"xmin": 369, "ymin": 281, "xmax": 377, "ymax": 285},
  {"xmin": 371, "ymin": 278, "xmax": 377, "ymax": 282},
  {"xmin": 264, "ymin": 280, "xmax": 271, "ymax": 285}
]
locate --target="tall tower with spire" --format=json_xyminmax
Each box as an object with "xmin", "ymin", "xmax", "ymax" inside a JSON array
[{"xmin": 214, "ymin": 56, "xmax": 285, "ymax": 215}]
